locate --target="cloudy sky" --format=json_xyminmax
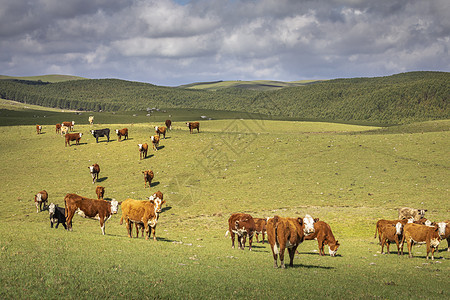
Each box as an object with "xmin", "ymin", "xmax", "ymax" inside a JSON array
[{"xmin": 1, "ymin": 0, "xmax": 449, "ymax": 86}]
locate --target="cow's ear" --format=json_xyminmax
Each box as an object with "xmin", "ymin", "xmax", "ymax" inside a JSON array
[
  {"xmin": 149, "ymin": 199, "xmax": 155, "ymax": 204},
  {"xmin": 336, "ymin": 240, "xmax": 340, "ymax": 245},
  {"xmin": 314, "ymin": 218, "xmax": 320, "ymax": 222},
  {"xmin": 162, "ymin": 200, "xmax": 166, "ymax": 205},
  {"xmin": 297, "ymin": 217, "xmax": 303, "ymax": 225}
]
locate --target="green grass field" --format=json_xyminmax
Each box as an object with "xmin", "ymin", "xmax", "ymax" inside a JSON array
[{"xmin": 0, "ymin": 104, "xmax": 449, "ymax": 299}]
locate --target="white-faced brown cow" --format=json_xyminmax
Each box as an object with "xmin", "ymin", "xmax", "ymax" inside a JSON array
[
  {"xmin": 254, "ymin": 218, "xmax": 267, "ymax": 243},
  {"xmin": 34, "ymin": 190, "xmax": 48, "ymax": 213},
  {"xmin": 89, "ymin": 164, "xmax": 100, "ymax": 184},
  {"xmin": 130, "ymin": 191, "xmax": 165, "ymax": 237},
  {"xmin": 401, "ymin": 223, "xmax": 441, "ymax": 260},
  {"xmin": 304, "ymin": 220, "xmax": 340, "ymax": 256},
  {"xmin": 36, "ymin": 125, "xmax": 42, "ymax": 134},
  {"xmin": 138, "ymin": 143, "xmax": 148, "ymax": 160},
  {"xmin": 55, "ymin": 124, "xmax": 61, "ymax": 134},
  {"xmin": 377, "ymin": 222, "xmax": 403, "ymax": 255},
  {"xmin": 119, "ymin": 196, "xmax": 166, "ymax": 241},
  {"xmin": 95, "ymin": 185, "xmax": 105, "ymax": 199},
  {"xmin": 64, "ymin": 193, "xmax": 119, "ymax": 235},
  {"xmin": 62, "ymin": 121, "xmax": 75, "ymax": 131},
  {"xmin": 398, "ymin": 207, "xmax": 427, "ymax": 221},
  {"xmin": 165, "ymin": 120, "xmax": 172, "ymax": 130},
  {"xmin": 437, "ymin": 221, "xmax": 450, "ymax": 252},
  {"xmin": 116, "ymin": 128, "xmax": 128, "ymax": 141},
  {"xmin": 151, "ymin": 135, "xmax": 160, "ymax": 151},
  {"xmin": 186, "ymin": 122, "xmax": 200, "ymax": 134},
  {"xmin": 142, "ymin": 170, "xmax": 154, "ymax": 188},
  {"xmin": 267, "ymin": 214, "xmax": 316, "ymax": 268},
  {"xmin": 374, "ymin": 218, "xmax": 412, "ymax": 244},
  {"xmin": 65, "ymin": 133, "xmax": 82, "ymax": 146},
  {"xmin": 226, "ymin": 213, "xmax": 256, "ymax": 251},
  {"xmin": 155, "ymin": 126, "xmax": 167, "ymax": 139}
]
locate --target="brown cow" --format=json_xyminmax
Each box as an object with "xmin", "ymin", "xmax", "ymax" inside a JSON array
[
  {"xmin": 138, "ymin": 143, "xmax": 148, "ymax": 160},
  {"xmin": 186, "ymin": 122, "xmax": 200, "ymax": 134},
  {"xmin": 89, "ymin": 164, "xmax": 100, "ymax": 184},
  {"xmin": 65, "ymin": 133, "xmax": 82, "ymax": 146},
  {"xmin": 377, "ymin": 222, "xmax": 403, "ymax": 255},
  {"xmin": 398, "ymin": 207, "xmax": 427, "ymax": 221},
  {"xmin": 64, "ymin": 193, "xmax": 119, "ymax": 235},
  {"xmin": 165, "ymin": 120, "xmax": 172, "ymax": 130},
  {"xmin": 254, "ymin": 218, "xmax": 267, "ymax": 243},
  {"xmin": 119, "ymin": 197, "xmax": 166, "ymax": 241},
  {"xmin": 116, "ymin": 128, "xmax": 128, "ymax": 141},
  {"xmin": 62, "ymin": 121, "xmax": 74, "ymax": 131},
  {"xmin": 55, "ymin": 123, "xmax": 61, "ymax": 134},
  {"xmin": 36, "ymin": 125, "xmax": 42, "ymax": 134},
  {"xmin": 95, "ymin": 186, "xmax": 105, "ymax": 199},
  {"xmin": 61, "ymin": 125, "xmax": 69, "ymax": 136},
  {"xmin": 304, "ymin": 220, "xmax": 340, "ymax": 256},
  {"xmin": 226, "ymin": 213, "xmax": 256, "ymax": 251},
  {"xmin": 142, "ymin": 170, "xmax": 154, "ymax": 188},
  {"xmin": 437, "ymin": 221, "xmax": 450, "ymax": 251},
  {"xmin": 132, "ymin": 191, "xmax": 164, "ymax": 238},
  {"xmin": 151, "ymin": 135, "xmax": 160, "ymax": 151},
  {"xmin": 401, "ymin": 223, "xmax": 441, "ymax": 260},
  {"xmin": 267, "ymin": 215, "xmax": 316, "ymax": 268},
  {"xmin": 374, "ymin": 218, "xmax": 412, "ymax": 244},
  {"xmin": 34, "ymin": 190, "xmax": 48, "ymax": 213},
  {"xmin": 155, "ymin": 126, "xmax": 167, "ymax": 139}
]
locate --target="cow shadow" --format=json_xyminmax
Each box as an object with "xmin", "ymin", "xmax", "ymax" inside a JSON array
[
  {"xmin": 156, "ymin": 145, "xmax": 165, "ymax": 150},
  {"xmin": 290, "ymin": 264, "xmax": 335, "ymax": 270},
  {"xmin": 161, "ymin": 206, "xmax": 172, "ymax": 213},
  {"xmin": 150, "ymin": 181, "xmax": 160, "ymax": 187},
  {"xmin": 143, "ymin": 154, "xmax": 154, "ymax": 160},
  {"xmin": 161, "ymin": 137, "xmax": 171, "ymax": 140},
  {"xmin": 97, "ymin": 177, "xmax": 108, "ymax": 183},
  {"xmin": 298, "ymin": 252, "xmax": 343, "ymax": 258}
]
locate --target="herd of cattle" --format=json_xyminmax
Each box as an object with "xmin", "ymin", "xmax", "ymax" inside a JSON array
[{"xmin": 33, "ymin": 117, "xmax": 448, "ymax": 268}]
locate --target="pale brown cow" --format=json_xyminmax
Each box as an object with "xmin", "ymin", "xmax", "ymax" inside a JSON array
[
  {"xmin": 131, "ymin": 191, "xmax": 164, "ymax": 238},
  {"xmin": 116, "ymin": 128, "xmax": 128, "ymax": 141},
  {"xmin": 254, "ymin": 218, "xmax": 267, "ymax": 243},
  {"xmin": 267, "ymin": 215, "xmax": 316, "ymax": 268},
  {"xmin": 64, "ymin": 193, "xmax": 119, "ymax": 235},
  {"xmin": 142, "ymin": 170, "xmax": 154, "ymax": 188},
  {"xmin": 55, "ymin": 124, "xmax": 61, "ymax": 134},
  {"xmin": 165, "ymin": 120, "xmax": 172, "ymax": 130},
  {"xmin": 401, "ymin": 223, "xmax": 441, "ymax": 260},
  {"xmin": 62, "ymin": 121, "xmax": 74, "ymax": 131},
  {"xmin": 34, "ymin": 190, "xmax": 48, "ymax": 213},
  {"xmin": 226, "ymin": 213, "xmax": 256, "ymax": 251},
  {"xmin": 65, "ymin": 133, "xmax": 82, "ymax": 146},
  {"xmin": 398, "ymin": 207, "xmax": 427, "ymax": 221},
  {"xmin": 155, "ymin": 126, "xmax": 167, "ymax": 139},
  {"xmin": 374, "ymin": 218, "xmax": 412, "ymax": 244},
  {"xmin": 119, "ymin": 197, "xmax": 166, "ymax": 241},
  {"xmin": 304, "ymin": 220, "xmax": 340, "ymax": 256},
  {"xmin": 95, "ymin": 186, "xmax": 105, "ymax": 199},
  {"xmin": 138, "ymin": 143, "xmax": 148, "ymax": 160},
  {"xmin": 36, "ymin": 125, "xmax": 42, "ymax": 134},
  {"xmin": 151, "ymin": 135, "xmax": 160, "ymax": 151},
  {"xmin": 186, "ymin": 122, "xmax": 200, "ymax": 134},
  {"xmin": 61, "ymin": 125, "xmax": 69, "ymax": 136}
]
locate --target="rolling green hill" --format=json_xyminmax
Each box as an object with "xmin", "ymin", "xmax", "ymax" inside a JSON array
[
  {"xmin": 0, "ymin": 71, "xmax": 448, "ymax": 125},
  {"xmin": 0, "ymin": 74, "xmax": 86, "ymax": 83},
  {"xmin": 178, "ymin": 79, "xmax": 323, "ymax": 91}
]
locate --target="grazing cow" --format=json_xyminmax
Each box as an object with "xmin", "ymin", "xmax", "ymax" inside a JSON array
[
  {"xmin": 48, "ymin": 203, "xmax": 67, "ymax": 229},
  {"xmin": 95, "ymin": 185, "xmax": 105, "ymax": 199},
  {"xmin": 36, "ymin": 125, "xmax": 42, "ymax": 134},
  {"xmin": 89, "ymin": 116, "xmax": 94, "ymax": 125},
  {"xmin": 401, "ymin": 223, "xmax": 440, "ymax": 260},
  {"xmin": 89, "ymin": 164, "xmax": 100, "ymax": 184},
  {"xmin": 91, "ymin": 128, "xmax": 110, "ymax": 143},
  {"xmin": 142, "ymin": 170, "xmax": 154, "ymax": 188},
  {"xmin": 34, "ymin": 190, "xmax": 48, "ymax": 213},
  {"xmin": 119, "ymin": 197, "xmax": 166, "ymax": 241},
  {"xmin": 155, "ymin": 126, "xmax": 167, "ymax": 139},
  {"xmin": 61, "ymin": 125, "xmax": 69, "ymax": 136},
  {"xmin": 151, "ymin": 135, "xmax": 160, "ymax": 151},
  {"xmin": 62, "ymin": 121, "xmax": 75, "ymax": 131},
  {"xmin": 377, "ymin": 222, "xmax": 403, "ymax": 255},
  {"xmin": 267, "ymin": 215, "xmax": 316, "ymax": 268},
  {"xmin": 225, "ymin": 213, "xmax": 256, "ymax": 251},
  {"xmin": 55, "ymin": 123, "xmax": 61, "ymax": 134},
  {"xmin": 254, "ymin": 218, "xmax": 267, "ymax": 243},
  {"xmin": 138, "ymin": 143, "xmax": 148, "ymax": 160},
  {"xmin": 116, "ymin": 128, "xmax": 128, "ymax": 141},
  {"xmin": 186, "ymin": 122, "xmax": 200, "ymax": 134},
  {"xmin": 165, "ymin": 119, "xmax": 172, "ymax": 130},
  {"xmin": 64, "ymin": 193, "xmax": 119, "ymax": 235},
  {"xmin": 398, "ymin": 207, "xmax": 427, "ymax": 221},
  {"xmin": 374, "ymin": 218, "xmax": 412, "ymax": 244},
  {"xmin": 437, "ymin": 221, "xmax": 450, "ymax": 251},
  {"xmin": 304, "ymin": 220, "xmax": 340, "ymax": 256},
  {"xmin": 65, "ymin": 133, "xmax": 82, "ymax": 147}
]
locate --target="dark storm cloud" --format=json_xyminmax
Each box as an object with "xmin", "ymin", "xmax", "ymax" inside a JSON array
[{"xmin": 0, "ymin": 0, "xmax": 448, "ymax": 85}]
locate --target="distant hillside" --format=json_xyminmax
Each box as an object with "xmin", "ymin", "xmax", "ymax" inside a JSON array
[
  {"xmin": 179, "ymin": 80, "xmax": 323, "ymax": 91},
  {"xmin": 0, "ymin": 71, "xmax": 448, "ymax": 124},
  {"xmin": 0, "ymin": 74, "xmax": 86, "ymax": 83}
]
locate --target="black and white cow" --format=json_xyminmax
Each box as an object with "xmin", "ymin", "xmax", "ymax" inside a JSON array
[
  {"xmin": 48, "ymin": 203, "xmax": 67, "ymax": 229},
  {"xmin": 91, "ymin": 128, "xmax": 110, "ymax": 143}
]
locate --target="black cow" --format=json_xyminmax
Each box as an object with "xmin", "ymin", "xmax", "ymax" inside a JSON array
[
  {"xmin": 91, "ymin": 128, "xmax": 110, "ymax": 143},
  {"xmin": 48, "ymin": 203, "xmax": 67, "ymax": 229}
]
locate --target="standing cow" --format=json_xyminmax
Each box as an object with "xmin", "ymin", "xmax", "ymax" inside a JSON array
[
  {"xmin": 55, "ymin": 124, "xmax": 61, "ymax": 134},
  {"xmin": 398, "ymin": 207, "xmax": 427, "ymax": 221},
  {"xmin": 226, "ymin": 213, "xmax": 256, "ymax": 251},
  {"xmin": 186, "ymin": 122, "xmax": 200, "ymax": 134},
  {"xmin": 437, "ymin": 221, "xmax": 450, "ymax": 252},
  {"xmin": 65, "ymin": 133, "xmax": 82, "ymax": 146},
  {"xmin": 91, "ymin": 128, "xmax": 110, "ymax": 143},
  {"xmin": 138, "ymin": 143, "xmax": 148, "ymax": 160},
  {"xmin": 254, "ymin": 218, "xmax": 267, "ymax": 243},
  {"xmin": 142, "ymin": 170, "xmax": 154, "ymax": 188},
  {"xmin": 62, "ymin": 121, "xmax": 75, "ymax": 131},
  {"xmin": 89, "ymin": 116, "xmax": 94, "ymax": 125},
  {"xmin": 165, "ymin": 120, "xmax": 172, "ymax": 130},
  {"xmin": 151, "ymin": 135, "xmax": 160, "ymax": 151},
  {"xmin": 36, "ymin": 125, "xmax": 42, "ymax": 134},
  {"xmin": 34, "ymin": 190, "xmax": 48, "ymax": 213},
  {"xmin": 116, "ymin": 128, "xmax": 128, "ymax": 141},
  {"xmin": 48, "ymin": 203, "xmax": 67, "ymax": 229},
  {"xmin": 401, "ymin": 223, "xmax": 440, "ymax": 260},
  {"xmin": 95, "ymin": 186, "xmax": 105, "ymax": 199},
  {"xmin": 155, "ymin": 126, "xmax": 167, "ymax": 139},
  {"xmin": 89, "ymin": 164, "xmax": 100, "ymax": 184}
]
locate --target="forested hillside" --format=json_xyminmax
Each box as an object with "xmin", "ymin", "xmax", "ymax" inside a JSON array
[{"xmin": 0, "ymin": 71, "xmax": 448, "ymax": 124}]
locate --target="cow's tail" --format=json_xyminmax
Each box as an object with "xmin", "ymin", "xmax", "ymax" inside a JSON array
[
  {"xmin": 374, "ymin": 223, "xmax": 378, "ymax": 239},
  {"xmin": 225, "ymin": 230, "xmax": 229, "ymax": 237},
  {"xmin": 120, "ymin": 216, "xmax": 124, "ymax": 225},
  {"xmin": 64, "ymin": 194, "xmax": 68, "ymax": 218},
  {"xmin": 269, "ymin": 216, "xmax": 280, "ymax": 254}
]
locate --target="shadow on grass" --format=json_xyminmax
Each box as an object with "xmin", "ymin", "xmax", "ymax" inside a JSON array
[
  {"xmin": 97, "ymin": 177, "xmax": 108, "ymax": 183},
  {"xmin": 290, "ymin": 264, "xmax": 335, "ymax": 270},
  {"xmin": 150, "ymin": 181, "xmax": 160, "ymax": 187},
  {"xmin": 156, "ymin": 145, "xmax": 165, "ymax": 151},
  {"xmin": 161, "ymin": 206, "xmax": 172, "ymax": 213}
]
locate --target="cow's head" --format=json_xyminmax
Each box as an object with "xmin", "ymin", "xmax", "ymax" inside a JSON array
[
  {"xmin": 138, "ymin": 144, "xmax": 143, "ymax": 150},
  {"xmin": 395, "ymin": 222, "xmax": 403, "ymax": 235},
  {"xmin": 72, "ymin": 121, "xmax": 75, "ymax": 125},
  {"xmin": 155, "ymin": 126, "xmax": 159, "ymax": 132},
  {"xmin": 150, "ymin": 197, "xmax": 165, "ymax": 213},
  {"xmin": 91, "ymin": 130, "xmax": 95, "ymax": 135},
  {"xmin": 115, "ymin": 129, "xmax": 119, "ymax": 134},
  {"xmin": 48, "ymin": 203, "xmax": 56, "ymax": 215},
  {"xmin": 151, "ymin": 136, "xmax": 155, "ymax": 141},
  {"xmin": 329, "ymin": 241, "xmax": 340, "ymax": 257},
  {"xmin": 89, "ymin": 165, "xmax": 94, "ymax": 172},
  {"xmin": 418, "ymin": 209, "xmax": 427, "ymax": 217},
  {"xmin": 303, "ymin": 214, "xmax": 316, "ymax": 235},
  {"xmin": 110, "ymin": 199, "xmax": 119, "ymax": 214},
  {"xmin": 79, "ymin": 133, "xmax": 83, "ymax": 138},
  {"xmin": 186, "ymin": 122, "xmax": 190, "ymax": 127},
  {"xmin": 438, "ymin": 222, "xmax": 448, "ymax": 237}
]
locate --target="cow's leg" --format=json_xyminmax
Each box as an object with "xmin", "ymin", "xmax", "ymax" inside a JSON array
[
  {"xmin": 36, "ymin": 202, "xmax": 39, "ymax": 213},
  {"xmin": 100, "ymin": 219, "xmax": 105, "ymax": 235},
  {"xmin": 288, "ymin": 246, "xmax": 298, "ymax": 267},
  {"xmin": 230, "ymin": 231, "xmax": 235, "ymax": 249},
  {"xmin": 248, "ymin": 235, "xmax": 253, "ymax": 251},
  {"xmin": 256, "ymin": 233, "xmax": 259, "ymax": 243},
  {"xmin": 262, "ymin": 231, "xmax": 265, "ymax": 244},
  {"xmin": 407, "ymin": 240, "xmax": 413, "ymax": 258},
  {"xmin": 447, "ymin": 238, "xmax": 450, "ymax": 251},
  {"xmin": 62, "ymin": 221, "xmax": 67, "ymax": 230},
  {"xmin": 386, "ymin": 241, "xmax": 390, "ymax": 254},
  {"xmin": 142, "ymin": 218, "xmax": 150, "ymax": 240},
  {"xmin": 126, "ymin": 219, "xmax": 132, "ymax": 238},
  {"xmin": 381, "ymin": 238, "xmax": 386, "ymax": 254},
  {"xmin": 66, "ymin": 211, "xmax": 74, "ymax": 231},
  {"xmin": 241, "ymin": 235, "xmax": 247, "ymax": 250},
  {"xmin": 50, "ymin": 221, "xmax": 54, "ymax": 228},
  {"xmin": 395, "ymin": 240, "xmax": 401, "ymax": 255},
  {"xmin": 151, "ymin": 226, "xmax": 157, "ymax": 241},
  {"xmin": 134, "ymin": 223, "xmax": 139, "ymax": 238}
]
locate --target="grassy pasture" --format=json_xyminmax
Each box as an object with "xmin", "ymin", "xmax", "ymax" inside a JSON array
[{"xmin": 0, "ymin": 107, "xmax": 449, "ymax": 299}]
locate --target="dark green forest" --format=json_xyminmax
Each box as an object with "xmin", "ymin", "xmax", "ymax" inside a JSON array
[{"xmin": 0, "ymin": 71, "xmax": 448, "ymax": 124}]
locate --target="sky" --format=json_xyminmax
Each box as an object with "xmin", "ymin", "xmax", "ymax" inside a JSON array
[{"xmin": 1, "ymin": 0, "xmax": 449, "ymax": 86}]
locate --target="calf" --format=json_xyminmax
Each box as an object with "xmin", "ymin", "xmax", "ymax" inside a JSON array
[
  {"xmin": 65, "ymin": 133, "xmax": 82, "ymax": 146},
  {"xmin": 89, "ymin": 164, "xmax": 100, "ymax": 184},
  {"xmin": 254, "ymin": 218, "xmax": 267, "ymax": 243},
  {"xmin": 89, "ymin": 116, "xmax": 94, "ymax": 125},
  {"xmin": 65, "ymin": 193, "xmax": 119, "ymax": 235},
  {"xmin": 304, "ymin": 220, "xmax": 340, "ymax": 256},
  {"xmin": 226, "ymin": 213, "xmax": 256, "ymax": 251},
  {"xmin": 48, "ymin": 203, "xmax": 67, "ymax": 229},
  {"xmin": 131, "ymin": 191, "xmax": 165, "ymax": 238},
  {"xmin": 437, "ymin": 221, "xmax": 450, "ymax": 251},
  {"xmin": 116, "ymin": 128, "xmax": 128, "ymax": 141},
  {"xmin": 378, "ymin": 222, "xmax": 403, "ymax": 255},
  {"xmin": 138, "ymin": 143, "xmax": 148, "ymax": 160},
  {"xmin": 95, "ymin": 185, "xmax": 105, "ymax": 199},
  {"xmin": 61, "ymin": 125, "xmax": 69, "ymax": 136},
  {"xmin": 267, "ymin": 215, "xmax": 316, "ymax": 268},
  {"xmin": 401, "ymin": 223, "xmax": 440, "ymax": 260},
  {"xmin": 151, "ymin": 135, "xmax": 160, "ymax": 151},
  {"xmin": 155, "ymin": 126, "xmax": 167, "ymax": 139},
  {"xmin": 36, "ymin": 125, "xmax": 42, "ymax": 134},
  {"xmin": 34, "ymin": 190, "xmax": 48, "ymax": 213},
  {"xmin": 186, "ymin": 122, "xmax": 200, "ymax": 134},
  {"xmin": 374, "ymin": 218, "xmax": 412, "ymax": 244},
  {"xmin": 165, "ymin": 119, "xmax": 172, "ymax": 130},
  {"xmin": 55, "ymin": 123, "xmax": 61, "ymax": 134},
  {"xmin": 398, "ymin": 207, "xmax": 427, "ymax": 221},
  {"xmin": 142, "ymin": 170, "xmax": 154, "ymax": 188},
  {"xmin": 62, "ymin": 121, "xmax": 74, "ymax": 131},
  {"xmin": 91, "ymin": 128, "xmax": 110, "ymax": 143}
]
